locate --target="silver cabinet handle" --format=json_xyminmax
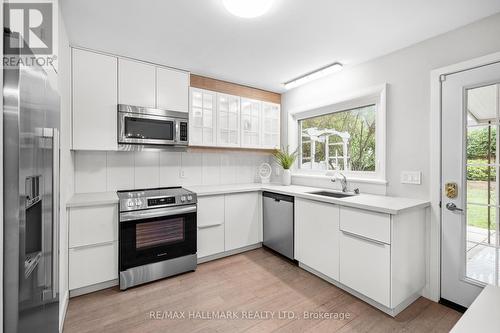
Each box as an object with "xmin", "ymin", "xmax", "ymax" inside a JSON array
[
  {"xmin": 198, "ymin": 222, "xmax": 223, "ymax": 229},
  {"xmin": 341, "ymin": 230, "xmax": 387, "ymax": 246},
  {"xmin": 446, "ymin": 203, "xmax": 463, "ymax": 212}
]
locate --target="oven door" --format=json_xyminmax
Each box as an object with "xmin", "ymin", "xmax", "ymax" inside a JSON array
[
  {"xmin": 118, "ymin": 112, "xmax": 177, "ymax": 145},
  {"xmin": 119, "ymin": 205, "xmax": 197, "ymax": 271}
]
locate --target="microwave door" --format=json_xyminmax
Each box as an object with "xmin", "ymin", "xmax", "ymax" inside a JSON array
[{"xmin": 119, "ymin": 113, "xmax": 177, "ymax": 145}]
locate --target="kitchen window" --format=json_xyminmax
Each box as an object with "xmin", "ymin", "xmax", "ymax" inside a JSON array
[{"xmin": 294, "ymin": 86, "xmax": 386, "ymax": 182}]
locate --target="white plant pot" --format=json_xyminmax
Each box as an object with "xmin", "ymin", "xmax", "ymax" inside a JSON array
[{"xmin": 282, "ymin": 169, "xmax": 292, "ymax": 186}]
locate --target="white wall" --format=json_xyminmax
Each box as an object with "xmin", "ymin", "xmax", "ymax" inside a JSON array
[
  {"xmin": 57, "ymin": 0, "xmax": 73, "ymax": 329},
  {"xmin": 283, "ymin": 12, "xmax": 500, "ymax": 200},
  {"xmin": 282, "ymin": 13, "xmax": 500, "ymax": 301},
  {"xmin": 74, "ymin": 151, "xmax": 271, "ymax": 193}
]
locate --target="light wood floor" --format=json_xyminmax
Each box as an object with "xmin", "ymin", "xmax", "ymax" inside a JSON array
[{"xmin": 63, "ymin": 248, "xmax": 461, "ymax": 333}]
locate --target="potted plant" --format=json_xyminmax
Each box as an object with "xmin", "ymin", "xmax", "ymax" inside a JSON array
[{"xmin": 272, "ymin": 147, "xmax": 297, "ymax": 186}]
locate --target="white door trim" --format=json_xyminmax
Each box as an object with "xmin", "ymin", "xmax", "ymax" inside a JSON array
[{"xmin": 429, "ymin": 51, "xmax": 500, "ymax": 302}]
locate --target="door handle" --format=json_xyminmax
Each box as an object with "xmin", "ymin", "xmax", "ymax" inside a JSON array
[{"xmin": 446, "ymin": 203, "xmax": 463, "ymax": 212}]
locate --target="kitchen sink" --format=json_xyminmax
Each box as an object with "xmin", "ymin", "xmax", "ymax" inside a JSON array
[{"xmin": 308, "ymin": 191, "xmax": 354, "ymax": 198}]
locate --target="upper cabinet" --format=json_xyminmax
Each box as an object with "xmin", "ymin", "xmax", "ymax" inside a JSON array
[
  {"xmin": 188, "ymin": 76, "xmax": 281, "ymax": 150},
  {"xmin": 118, "ymin": 59, "xmax": 156, "ymax": 108},
  {"xmin": 241, "ymin": 98, "xmax": 262, "ymax": 148},
  {"xmin": 156, "ymin": 67, "xmax": 189, "ymax": 112},
  {"xmin": 189, "ymin": 88, "xmax": 217, "ymax": 146},
  {"xmin": 71, "ymin": 48, "xmax": 190, "ymax": 151},
  {"xmin": 261, "ymin": 102, "xmax": 281, "ymax": 149},
  {"xmin": 217, "ymin": 93, "xmax": 241, "ymax": 147},
  {"xmin": 72, "ymin": 49, "xmax": 118, "ymax": 151}
]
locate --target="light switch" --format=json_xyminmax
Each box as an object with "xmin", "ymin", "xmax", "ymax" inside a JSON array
[{"xmin": 401, "ymin": 171, "xmax": 421, "ymax": 185}]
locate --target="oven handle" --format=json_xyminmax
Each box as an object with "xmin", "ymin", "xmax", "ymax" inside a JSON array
[{"xmin": 119, "ymin": 205, "xmax": 197, "ymax": 222}]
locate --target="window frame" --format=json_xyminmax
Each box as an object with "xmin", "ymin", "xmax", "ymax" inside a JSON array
[{"xmin": 292, "ymin": 85, "xmax": 387, "ymax": 182}]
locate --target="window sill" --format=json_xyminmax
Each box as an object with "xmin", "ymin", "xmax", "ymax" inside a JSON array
[{"xmin": 291, "ymin": 172, "xmax": 388, "ymax": 186}]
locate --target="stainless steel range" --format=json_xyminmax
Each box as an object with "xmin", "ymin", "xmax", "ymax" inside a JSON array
[{"xmin": 118, "ymin": 187, "xmax": 197, "ymax": 290}]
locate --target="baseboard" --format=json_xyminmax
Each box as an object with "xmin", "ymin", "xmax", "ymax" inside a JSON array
[
  {"xmin": 298, "ymin": 262, "xmax": 422, "ymax": 317},
  {"xmin": 59, "ymin": 290, "xmax": 69, "ymax": 333},
  {"xmin": 69, "ymin": 279, "xmax": 118, "ymax": 298},
  {"xmin": 197, "ymin": 243, "xmax": 262, "ymax": 264}
]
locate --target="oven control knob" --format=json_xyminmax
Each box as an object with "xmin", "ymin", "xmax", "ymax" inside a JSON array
[
  {"xmin": 127, "ymin": 201, "xmax": 133, "ymax": 208},
  {"xmin": 135, "ymin": 199, "xmax": 142, "ymax": 207},
  {"xmin": 187, "ymin": 195, "xmax": 193, "ymax": 201},
  {"xmin": 180, "ymin": 196, "xmax": 186, "ymax": 202}
]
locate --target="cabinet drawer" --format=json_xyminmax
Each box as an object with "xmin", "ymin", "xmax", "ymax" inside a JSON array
[
  {"xmin": 339, "ymin": 231, "xmax": 390, "ymax": 307},
  {"xmin": 69, "ymin": 205, "xmax": 118, "ymax": 248},
  {"xmin": 339, "ymin": 207, "xmax": 391, "ymax": 244},
  {"xmin": 69, "ymin": 241, "xmax": 118, "ymax": 290},
  {"xmin": 198, "ymin": 223, "xmax": 225, "ymax": 258}
]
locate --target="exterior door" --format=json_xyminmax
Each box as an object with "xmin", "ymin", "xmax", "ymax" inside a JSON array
[{"xmin": 441, "ymin": 61, "xmax": 500, "ymax": 308}]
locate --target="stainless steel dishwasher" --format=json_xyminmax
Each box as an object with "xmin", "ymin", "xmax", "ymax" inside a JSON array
[{"xmin": 263, "ymin": 191, "xmax": 294, "ymax": 260}]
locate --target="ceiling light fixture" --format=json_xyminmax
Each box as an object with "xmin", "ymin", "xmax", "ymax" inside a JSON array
[
  {"xmin": 223, "ymin": 0, "xmax": 274, "ymax": 18},
  {"xmin": 284, "ymin": 62, "xmax": 344, "ymax": 90}
]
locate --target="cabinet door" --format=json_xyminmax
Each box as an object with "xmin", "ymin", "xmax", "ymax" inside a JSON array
[
  {"xmin": 217, "ymin": 93, "xmax": 240, "ymax": 147},
  {"xmin": 72, "ymin": 49, "xmax": 118, "ymax": 150},
  {"xmin": 156, "ymin": 67, "xmax": 189, "ymax": 112},
  {"xmin": 241, "ymin": 98, "xmax": 262, "ymax": 148},
  {"xmin": 295, "ymin": 198, "xmax": 339, "ymax": 280},
  {"xmin": 225, "ymin": 192, "xmax": 260, "ymax": 251},
  {"xmin": 197, "ymin": 195, "xmax": 225, "ymax": 258},
  {"xmin": 118, "ymin": 59, "xmax": 155, "ymax": 108},
  {"xmin": 69, "ymin": 205, "xmax": 118, "ymax": 248},
  {"xmin": 189, "ymin": 88, "xmax": 217, "ymax": 146},
  {"xmin": 69, "ymin": 241, "xmax": 118, "ymax": 290},
  {"xmin": 261, "ymin": 102, "xmax": 281, "ymax": 149},
  {"xmin": 339, "ymin": 231, "xmax": 390, "ymax": 307}
]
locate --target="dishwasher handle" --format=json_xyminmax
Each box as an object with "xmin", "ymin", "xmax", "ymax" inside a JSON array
[{"xmin": 262, "ymin": 191, "xmax": 294, "ymax": 203}]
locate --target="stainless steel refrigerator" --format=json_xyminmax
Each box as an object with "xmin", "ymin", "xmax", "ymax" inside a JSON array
[{"xmin": 3, "ymin": 30, "xmax": 60, "ymax": 332}]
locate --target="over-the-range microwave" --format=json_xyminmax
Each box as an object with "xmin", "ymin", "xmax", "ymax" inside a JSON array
[{"xmin": 118, "ymin": 104, "xmax": 188, "ymax": 148}]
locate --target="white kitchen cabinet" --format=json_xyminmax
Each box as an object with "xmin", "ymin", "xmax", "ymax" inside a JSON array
[
  {"xmin": 240, "ymin": 98, "xmax": 262, "ymax": 148},
  {"xmin": 261, "ymin": 102, "xmax": 281, "ymax": 149},
  {"xmin": 189, "ymin": 88, "xmax": 217, "ymax": 146},
  {"xmin": 339, "ymin": 230, "xmax": 391, "ymax": 307},
  {"xmin": 339, "ymin": 207, "xmax": 391, "ymax": 244},
  {"xmin": 118, "ymin": 59, "xmax": 156, "ymax": 108},
  {"xmin": 217, "ymin": 93, "xmax": 241, "ymax": 147},
  {"xmin": 225, "ymin": 192, "xmax": 260, "ymax": 251},
  {"xmin": 295, "ymin": 198, "xmax": 339, "ymax": 280},
  {"xmin": 197, "ymin": 195, "xmax": 225, "ymax": 258},
  {"xmin": 72, "ymin": 49, "xmax": 118, "ymax": 150},
  {"xmin": 69, "ymin": 204, "xmax": 118, "ymax": 248},
  {"xmin": 69, "ymin": 241, "xmax": 118, "ymax": 290},
  {"xmin": 156, "ymin": 67, "xmax": 189, "ymax": 112}
]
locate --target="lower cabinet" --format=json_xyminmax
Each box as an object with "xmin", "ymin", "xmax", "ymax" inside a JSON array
[
  {"xmin": 67, "ymin": 204, "xmax": 119, "ymax": 292},
  {"xmin": 69, "ymin": 241, "xmax": 118, "ymax": 290},
  {"xmin": 339, "ymin": 230, "xmax": 391, "ymax": 307},
  {"xmin": 224, "ymin": 192, "xmax": 260, "ymax": 251},
  {"xmin": 197, "ymin": 195, "xmax": 225, "ymax": 258},
  {"xmin": 295, "ymin": 198, "xmax": 340, "ymax": 281}
]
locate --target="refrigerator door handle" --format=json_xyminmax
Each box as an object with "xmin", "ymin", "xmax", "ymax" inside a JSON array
[{"xmin": 52, "ymin": 128, "xmax": 60, "ymax": 299}]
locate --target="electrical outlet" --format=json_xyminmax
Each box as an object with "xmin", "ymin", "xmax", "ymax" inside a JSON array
[
  {"xmin": 401, "ymin": 171, "xmax": 421, "ymax": 185},
  {"xmin": 180, "ymin": 170, "xmax": 186, "ymax": 178},
  {"xmin": 275, "ymin": 166, "xmax": 281, "ymax": 176}
]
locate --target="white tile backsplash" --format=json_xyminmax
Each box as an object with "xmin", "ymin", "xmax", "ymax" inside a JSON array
[
  {"xmin": 106, "ymin": 151, "xmax": 134, "ymax": 191},
  {"xmin": 75, "ymin": 151, "xmax": 107, "ymax": 193},
  {"xmin": 159, "ymin": 151, "xmax": 182, "ymax": 187},
  {"xmin": 74, "ymin": 150, "xmax": 271, "ymax": 193},
  {"xmin": 134, "ymin": 151, "xmax": 160, "ymax": 189}
]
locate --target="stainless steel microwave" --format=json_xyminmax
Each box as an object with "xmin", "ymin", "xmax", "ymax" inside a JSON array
[{"xmin": 118, "ymin": 104, "xmax": 188, "ymax": 147}]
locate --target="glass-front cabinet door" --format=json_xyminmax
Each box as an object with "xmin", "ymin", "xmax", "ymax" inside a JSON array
[
  {"xmin": 261, "ymin": 102, "xmax": 281, "ymax": 149},
  {"xmin": 189, "ymin": 88, "xmax": 217, "ymax": 146},
  {"xmin": 217, "ymin": 93, "xmax": 240, "ymax": 147},
  {"xmin": 241, "ymin": 98, "xmax": 261, "ymax": 148}
]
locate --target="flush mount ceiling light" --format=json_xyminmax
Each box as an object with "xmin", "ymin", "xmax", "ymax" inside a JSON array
[
  {"xmin": 223, "ymin": 0, "xmax": 274, "ymax": 18},
  {"xmin": 284, "ymin": 62, "xmax": 344, "ymax": 90}
]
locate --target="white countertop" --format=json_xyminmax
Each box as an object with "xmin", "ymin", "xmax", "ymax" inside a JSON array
[
  {"xmin": 451, "ymin": 285, "xmax": 500, "ymax": 332},
  {"xmin": 67, "ymin": 183, "xmax": 430, "ymax": 214}
]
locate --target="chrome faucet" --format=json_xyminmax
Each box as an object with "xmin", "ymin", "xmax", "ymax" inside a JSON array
[{"xmin": 331, "ymin": 171, "xmax": 348, "ymax": 192}]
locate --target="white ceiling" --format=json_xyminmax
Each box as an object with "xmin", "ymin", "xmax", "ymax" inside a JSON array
[{"xmin": 61, "ymin": 0, "xmax": 500, "ymax": 93}]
